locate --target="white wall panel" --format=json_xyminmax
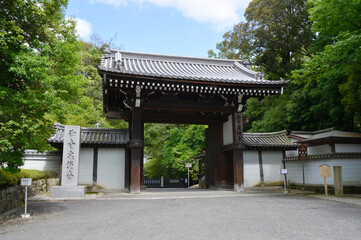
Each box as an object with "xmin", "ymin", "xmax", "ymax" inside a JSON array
[
  {"xmin": 285, "ymin": 159, "xmax": 361, "ymax": 186},
  {"xmin": 262, "ymin": 151, "xmax": 283, "ymax": 184},
  {"xmin": 243, "ymin": 151, "xmax": 260, "ymax": 187},
  {"xmin": 97, "ymin": 148, "xmax": 125, "ymax": 189},
  {"xmin": 21, "ymin": 153, "xmax": 61, "ymax": 176},
  {"xmin": 79, "ymin": 148, "xmax": 93, "ymax": 185},
  {"xmin": 285, "ymin": 161, "xmax": 304, "ymax": 184},
  {"xmin": 285, "ymin": 150, "xmax": 298, "ymax": 158},
  {"xmin": 308, "ymin": 144, "xmax": 330, "ymax": 155},
  {"xmin": 335, "ymin": 144, "xmax": 361, "ymax": 153},
  {"xmin": 223, "ymin": 115, "xmax": 233, "ymax": 145}
]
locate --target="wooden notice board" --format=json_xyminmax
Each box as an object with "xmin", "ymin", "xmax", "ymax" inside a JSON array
[
  {"xmin": 319, "ymin": 164, "xmax": 331, "ymax": 196},
  {"xmin": 319, "ymin": 164, "xmax": 331, "ymax": 178}
]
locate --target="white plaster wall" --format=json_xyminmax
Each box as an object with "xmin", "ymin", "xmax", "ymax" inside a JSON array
[
  {"xmin": 332, "ymin": 159, "xmax": 361, "ymax": 186},
  {"xmin": 303, "ymin": 160, "xmax": 330, "ymax": 185},
  {"xmin": 285, "ymin": 150, "xmax": 298, "ymax": 158},
  {"xmin": 285, "ymin": 161, "xmax": 304, "ymax": 184},
  {"xmin": 243, "ymin": 151, "xmax": 261, "ymax": 187},
  {"xmin": 262, "ymin": 151, "xmax": 284, "ymax": 184},
  {"xmin": 335, "ymin": 144, "xmax": 361, "ymax": 153},
  {"xmin": 285, "ymin": 159, "xmax": 361, "ymax": 186},
  {"xmin": 223, "ymin": 115, "xmax": 233, "ymax": 145},
  {"xmin": 21, "ymin": 153, "xmax": 61, "ymax": 176},
  {"xmin": 78, "ymin": 148, "xmax": 93, "ymax": 185},
  {"xmin": 308, "ymin": 144, "xmax": 331, "ymax": 155},
  {"xmin": 97, "ymin": 148, "xmax": 125, "ymax": 189}
]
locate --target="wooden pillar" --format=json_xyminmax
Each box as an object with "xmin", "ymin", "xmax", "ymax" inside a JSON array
[
  {"xmin": 140, "ymin": 121, "xmax": 144, "ymax": 189},
  {"xmin": 205, "ymin": 123, "xmax": 223, "ymax": 187},
  {"xmin": 214, "ymin": 123, "xmax": 222, "ymax": 186},
  {"xmin": 130, "ymin": 107, "xmax": 143, "ymax": 194},
  {"xmin": 205, "ymin": 124, "xmax": 216, "ymax": 186},
  {"xmin": 232, "ymin": 112, "xmax": 244, "ymax": 192}
]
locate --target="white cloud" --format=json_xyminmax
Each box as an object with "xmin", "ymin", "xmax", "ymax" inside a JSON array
[
  {"xmin": 93, "ymin": 0, "xmax": 128, "ymax": 6},
  {"xmin": 75, "ymin": 18, "xmax": 92, "ymax": 39},
  {"xmin": 94, "ymin": 0, "xmax": 251, "ymax": 30}
]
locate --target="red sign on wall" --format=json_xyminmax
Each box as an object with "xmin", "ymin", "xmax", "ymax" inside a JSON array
[{"xmin": 298, "ymin": 145, "xmax": 307, "ymax": 160}]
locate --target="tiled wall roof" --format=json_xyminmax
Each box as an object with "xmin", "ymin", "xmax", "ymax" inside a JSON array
[
  {"xmin": 48, "ymin": 124, "xmax": 295, "ymax": 150},
  {"xmin": 48, "ymin": 123, "xmax": 129, "ymax": 147},
  {"xmin": 243, "ymin": 130, "xmax": 297, "ymax": 150}
]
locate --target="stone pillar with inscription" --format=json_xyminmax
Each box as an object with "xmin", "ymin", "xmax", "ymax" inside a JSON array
[
  {"xmin": 232, "ymin": 112, "xmax": 245, "ymax": 192},
  {"xmin": 51, "ymin": 125, "xmax": 86, "ymax": 198}
]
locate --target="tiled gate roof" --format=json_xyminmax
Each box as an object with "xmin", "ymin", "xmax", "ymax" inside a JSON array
[{"xmin": 99, "ymin": 49, "xmax": 287, "ymax": 85}]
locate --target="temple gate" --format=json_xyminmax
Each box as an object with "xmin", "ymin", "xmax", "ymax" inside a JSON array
[{"xmin": 98, "ymin": 50, "xmax": 287, "ymax": 193}]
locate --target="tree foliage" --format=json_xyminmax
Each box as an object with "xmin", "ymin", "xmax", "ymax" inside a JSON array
[
  {"xmin": 144, "ymin": 124, "xmax": 206, "ymax": 180},
  {"xmin": 210, "ymin": 0, "xmax": 361, "ymax": 133},
  {"xmin": 0, "ymin": 0, "xmax": 82, "ymax": 171},
  {"xmin": 209, "ymin": 0, "xmax": 313, "ymax": 79},
  {"xmin": 293, "ymin": 0, "xmax": 361, "ymax": 131},
  {"xmin": 0, "ymin": 0, "xmax": 127, "ymax": 172},
  {"xmin": 47, "ymin": 40, "xmax": 128, "ymax": 129}
]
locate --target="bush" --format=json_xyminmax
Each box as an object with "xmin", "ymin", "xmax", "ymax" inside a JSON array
[{"xmin": 0, "ymin": 169, "xmax": 57, "ymax": 189}]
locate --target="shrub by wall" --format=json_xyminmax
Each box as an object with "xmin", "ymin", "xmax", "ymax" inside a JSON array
[
  {"xmin": 0, "ymin": 169, "xmax": 56, "ymax": 189},
  {"xmin": 0, "ymin": 169, "xmax": 57, "ymax": 214}
]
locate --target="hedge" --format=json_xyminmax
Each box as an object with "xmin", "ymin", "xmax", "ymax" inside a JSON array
[{"xmin": 0, "ymin": 169, "xmax": 57, "ymax": 189}]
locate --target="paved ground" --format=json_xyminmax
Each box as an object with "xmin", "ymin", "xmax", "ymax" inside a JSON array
[{"xmin": 1, "ymin": 189, "xmax": 361, "ymax": 240}]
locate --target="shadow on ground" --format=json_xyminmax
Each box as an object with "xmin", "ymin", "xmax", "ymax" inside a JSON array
[{"xmin": 0, "ymin": 202, "xmax": 67, "ymax": 226}]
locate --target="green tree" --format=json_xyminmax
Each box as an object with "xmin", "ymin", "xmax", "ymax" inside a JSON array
[
  {"xmin": 210, "ymin": 0, "xmax": 360, "ymax": 133},
  {"xmin": 144, "ymin": 124, "xmax": 205, "ymax": 180},
  {"xmin": 209, "ymin": 0, "xmax": 314, "ymax": 133},
  {"xmin": 209, "ymin": 0, "xmax": 313, "ymax": 79},
  {"xmin": 292, "ymin": 0, "xmax": 361, "ymax": 131},
  {"xmin": 0, "ymin": 0, "xmax": 82, "ymax": 171},
  {"xmin": 47, "ymin": 41, "xmax": 128, "ymax": 129}
]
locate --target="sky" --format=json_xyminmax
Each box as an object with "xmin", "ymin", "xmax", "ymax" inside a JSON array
[{"xmin": 67, "ymin": 0, "xmax": 252, "ymax": 58}]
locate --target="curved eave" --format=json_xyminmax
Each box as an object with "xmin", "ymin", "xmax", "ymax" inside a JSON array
[
  {"xmin": 301, "ymin": 136, "xmax": 361, "ymax": 146},
  {"xmin": 244, "ymin": 145, "xmax": 298, "ymax": 151},
  {"xmin": 48, "ymin": 141, "xmax": 128, "ymax": 149},
  {"xmin": 98, "ymin": 66, "xmax": 287, "ymax": 88}
]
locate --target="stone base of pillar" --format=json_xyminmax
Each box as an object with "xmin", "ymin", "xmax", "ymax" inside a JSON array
[
  {"xmin": 234, "ymin": 184, "xmax": 245, "ymax": 192},
  {"xmin": 209, "ymin": 185, "xmax": 233, "ymax": 190},
  {"xmin": 130, "ymin": 186, "xmax": 140, "ymax": 194},
  {"xmin": 51, "ymin": 186, "xmax": 86, "ymax": 198}
]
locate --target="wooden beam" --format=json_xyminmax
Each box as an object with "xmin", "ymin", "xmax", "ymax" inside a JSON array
[
  {"xmin": 107, "ymin": 110, "xmax": 131, "ymax": 120},
  {"xmin": 107, "ymin": 110, "xmax": 229, "ymax": 124},
  {"xmin": 141, "ymin": 102, "xmax": 237, "ymax": 113},
  {"xmin": 143, "ymin": 112, "xmax": 228, "ymax": 124}
]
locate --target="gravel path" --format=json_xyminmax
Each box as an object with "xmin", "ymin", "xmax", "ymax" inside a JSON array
[{"xmin": 1, "ymin": 189, "xmax": 360, "ymax": 240}]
